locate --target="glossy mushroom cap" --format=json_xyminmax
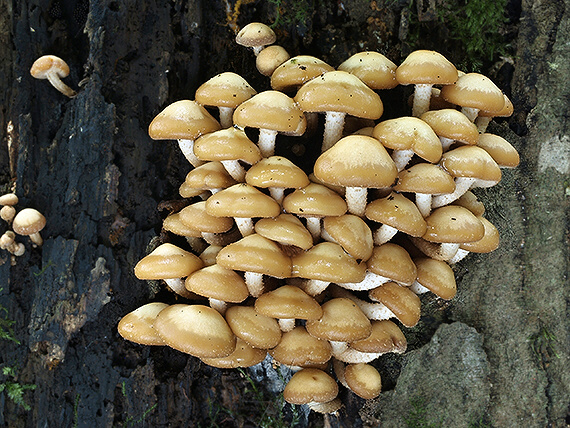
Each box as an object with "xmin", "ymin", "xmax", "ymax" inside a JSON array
[
  {"xmin": 256, "ymin": 45, "xmax": 290, "ymax": 76},
  {"xmin": 322, "ymin": 214, "xmax": 374, "ymax": 261},
  {"xmin": 134, "ymin": 243, "xmax": 203, "ymax": 280},
  {"xmin": 338, "ymin": 51, "xmax": 398, "ymax": 90},
  {"xmin": 343, "ymin": 363, "xmax": 383, "ymax": 399},
  {"xmin": 269, "ymin": 326, "xmax": 332, "ymax": 367},
  {"xmin": 254, "ymin": 214, "xmax": 314, "ymax": 252},
  {"xmin": 271, "ymin": 56, "xmax": 334, "ymax": 92},
  {"xmin": 306, "ymin": 297, "xmax": 372, "ymax": 342},
  {"xmin": 148, "ymin": 100, "xmax": 221, "ymax": 140},
  {"xmin": 195, "ymin": 72, "xmax": 256, "ymax": 109},
  {"xmin": 117, "ymin": 302, "xmax": 168, "ymax": 346},
  {"xmin": 200, "ymin": 338, "xmax": 266, "ymax": 368},
  {"xmin": 30, "ymin": 55, "xmax": 77, "ymax": 98},
  {"xmin": 255, "ymin": 285, "xmax": 323, "ymax": 321},
  {"xmin": 235, "ymin": 22, "xmax": 276, "ymax": 55},
  {"xmin": 12, "ymin": 208, "xmax": 47, "ymax": 246},
  {"xmin": 225, "ymin": 305, "xmax": 282, "ymax": 349},
  {"xmin": 283, "ymin": 368, "xmax": 340, "ymax": 409},
  {"xmin": 368, "ymin": 281, "xmax": 422, "ymax": 327},
  {"xmin": 413, "ymin": 257, "xmax": 457, "ymax": 299}
]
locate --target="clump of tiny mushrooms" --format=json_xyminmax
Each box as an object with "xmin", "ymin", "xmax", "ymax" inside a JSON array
[{"xmin": 118, "ymin": 23, "xmax": 519, "ymax": 415}]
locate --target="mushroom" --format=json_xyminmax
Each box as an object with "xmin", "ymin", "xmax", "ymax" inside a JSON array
[
  {"xmin": 396, "ymin": 50, "xmax": 458, "ymax": 117},
  {"xmin": 448, "ymin": 216, "xmax": 500, "ymax": 264},
  {"xmin": 224, "ymin": 305, "xmax": 282, "ymax": 349},
  {"xmin": 12, "ymin": 208, "xmax": 46, "ymax": 247},
  {"xmin": 235, "ymin": 22, "xmax": 276, "ymax": 56},
  {"xmin": 117, "ymin": 302, "xmax": 169, "ymax": 346},
  {"xmin": 313, "ymin": 135, "xmax": 398, "ymax": 216},
  {"xmin": 0, "ymin": 231, "xmax": 25, "ymax": 257},
  {"xmin": 294, "ymin": 70, "xmax": 383, "ymax": 151},
  {"xmin": 368, "ymin": 281, "xmax": 422, "ymax": 328},
  {"xmin": 178, "ymin": 161, "xmax": 237, "ymax": 199},
  {"xmin": 194, "ymin": 72, "xmax": 257, "ymax": 128},
  {"xmin": 178, "ymin": 201, "xmax": 235, "ymax": 243},
  {"xmin": 148, "ymin": 100, "xmax": 221, "ymax": 167},
  {"xmin": 337, "ymin": 51, "xmax": 398, "ymax": 91},
  {"xmin": 0, "ymin": 193, "xmax": 18, "ymax": 224},
  {"xmin": 256, "ymin": 45, "xmax": 290, "ymax": 76},
  {"xmin": 333, "ymin": 361, "xmax": 383, "ymax": 400},
  {"xmin": 270, "ymin": 55, "xmax": 334, "ymax": 94},
  {"xmin": 269, "ymin": 326, "xmax": 332, "ymax": 369},
  {"xmin": 409, "ymin": 257, "xmax": 457, "ymax": 300},
  {"xmin": 283, "ymin": 368, "xmax": 342, "ymax": 414},
  {"xmin": 475, "ymin": 94, "xmax": 514, "ymax": 132},
  {"xmin": 476, "ymin": 133, "xmax": 520, "ymax": 168},
  {"xmin": 420, "ymin": 109, "xmax": 479, "ymax": 151},
  {"xmin": 254, "ymin": 213, "xmax": 314, "ymax": 255},
  {"xmin": 200, "ymin": 337, "xmax": 267, "ymax": 369},
  {"xmin": 321, "ymin": 214, "xmax": 374, "ymax": 262},
  {"xmin": 30, "ymin": 55, "xmax": 77, "ymax": 98}
]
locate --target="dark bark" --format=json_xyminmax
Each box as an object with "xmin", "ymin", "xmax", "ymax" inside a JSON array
[{"xmin": 0, "ymin": 1, "xmax": 568, "ymax": 427}]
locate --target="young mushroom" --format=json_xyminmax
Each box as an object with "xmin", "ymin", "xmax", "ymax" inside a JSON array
[
  {"xmin": 12, "ymin": 208, "xmax": 47, "ymax": 247},
  {"xmin": 30, "ymin": 55, "xmax": 77, "ymax": 98}
]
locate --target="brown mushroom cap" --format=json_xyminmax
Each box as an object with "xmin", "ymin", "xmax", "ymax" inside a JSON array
[
  {"xmin": 338, "ymin": 51, "xmax": 398, "ymax": 90},
  {"xmin": 200, "ymin": 337, "xmax": 267, "ymax": 368},
  {"xmin": 365, "ymin": 192, "xmax": 427, "ymax": 237},
  {"xmin": 0, "ymin": 193, "xmax": 18, "ymax": 206},
  {"xmin": 350, "ymin": 319, "xmax": 407, "ymax": 354},
  {"xmin": 254, "ymin": 214, "xmax": 314, "ymax": 251},
  {"xmin": 148, "ymin": 100, "xmax": 221, "ymax": 140},
  {"xmin": 245, "ymin": 156, "xmax": 310, "ymax": 190},
  {"xmin": 396, "ymin": 50, "xmax": 458, "ymax": 86},
  {"xmin": 269, "ymin": 326, "xmax": 332, "ymax": 367},
  {"xmin": 178, "ymin": 201, "xmax": 234, "ymax": 234},
  {"xmin": 12, "ymin": 208, "xmax": 46, "ymax": 237},
  {"xmin": 206, "ymin": 183, "xmax": 281, "ymax": 219},
  {"xmin": 306, "ymin": 297, "xmax": 372, "ymax": 342},
  {"xmin": 459, "ymin": 216, "xmax": 500, "ymax": 253},
  {"xmin": 225, "ymin": 305, "xmax": 282, "ymax": 349},
  {"xmin": 185, "ymin": 264, "xmax": 250, "ymax": 303},
  {"xmin": 154, "ymin": 304, "xmax": 236, "ymax": 358},
  {"xmin": 256, "ymin": 45, "xmax": 291, "ymax": 76},
  {"xmin": 283, "ymin": 183, "xmax": 347, "ymax": 218},
  {"xmin": 414, "ymin": 257, "xmax": 457, "ymax": 299},
  {"xmin": 292, "ymin": 242, "xmax": 367, "ymax": 284},
  {"xmin": 283, "ymin": 368, "xmax": 339, "ymax": 405},
  {"xmin": 271, "ymin": 55, "xmax": 334, "ymax": 92},
  {"xmin": 344, "ymin": 363, "xmax": 383, "ymax": 399},
  {"xmin": 420, "ymin": 108, "xmax": 479, "ymax": 146},
  {"xmin": 452, "ymin": 191, "xmax": 486, "ymax": 217},
  {"xmin": 255, "ymin": 285, "xmax": 323, "ymax": 320},
  {"xmin": 193, "ymin": 127, "xmax": 262, "ymax": 165},
  {"xmin": 476, "ymin": 133, "xmax": 520, "ymax": 168},
  {"xmin": 162, "ymin": 212, "xmax": 203, "ymax": 238},
  {"xmin": 322, "ymin": 214, "xmax": 374, "ymax": 261},
  {"xmin": 368, "ymin": 282, "xmax": 422, "ymax": 327},
  {"xmin": 440, "ymin": 145, "xmax": 502, "ymax": 183},
  {"xmin": 134, "ymin": 243, "xmax": 204, "ymax": 280},
  {"xmin": 423, "ymin": 205, "xmax": 485, "ymax": 243},
  {"xmin": 30, "ymin": 55, "xmax": 77, "ymax": 97},
  {"xmin": 440, "ymin": 72, "xmax": 505, "ymax": 114},
  {"xmin": 235, "ymin": 22, "xmax": 276, "ymax": 51},
  {"xmin": 117, "ymin": 302, "xmax": 169, "ymax": 346},
  {"xmin": 367, "ymin": 243, "xmax": 417, "ymax": 286},
  {"xmin": 179, "ymin": 161, "xmax": 237, "ymax": 198},
  {"xmin": 195, "ymin": 72, "xmax": 257, "ymax": 109},
  {"xmin": 394, "ymin": 163, "xmax": 456, "ymax": 195}
]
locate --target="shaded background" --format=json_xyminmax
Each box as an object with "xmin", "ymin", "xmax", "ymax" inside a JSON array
[{"xmin": 0, "ymin": 0, "xmax": 568, "ymax": 427}]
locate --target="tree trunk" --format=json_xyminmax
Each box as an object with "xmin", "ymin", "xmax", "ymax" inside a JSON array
[{"xmin": 0, "ymin": 0, "xmax": 568, "ymax": 427}]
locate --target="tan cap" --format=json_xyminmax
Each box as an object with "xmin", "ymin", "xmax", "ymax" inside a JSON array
[
  {"xmin": 395, "ymin": 163, "xmax": 456, "ymax": 195},
  {"xmin": 235, "ymin": 22, "xmax": 276, "ymax": 55},
  {"xmin": 179, "ymin": 161, "xmax": 236, "ymax": 198},
  {"xmin": 338, "ymin": 51, "xmax": 398, "ymax": 89},
  {"xmin": 283, "ymin": 368, "xmax": 339, "ymax": 406},
  {"xmin": 283, "ymin": 182, "xmax": 347, "ymax": 218},
  {"xmin": 343, "ymin": 363, "xmax": 383, "ymax": 399},
  {"xmin": 365, "ymin": 192, "xmax": 427, "ymax": 238},
  {"xmin": 178, "ymin": 201, "xmax": 234, "ymax": 234},
  {"xmin": 269, "ymin": 326, "xmax": 332, "ymax": 367},
  {"xmin": 134, "ymin": 243, "xmax": 203, "ymax": 280},
  {"xmin": 420, "ymin": 108, "xmax": 479, "ymax": 147},
  {"xmin": 225, "ymin": 304, "xmax": 282, "ymax": 349},
  {"xmin": 256, "ymin": 45, "xmax": 290, "ymax": 76},
  {"xmin": 193, "ymin": 127, "xmax": 262, "ymax": 165},
  {"xmin": 200, "ymin": 337, "xmax": 267, "ymax": 368},
  {"xmin": 12, "ymin": 208, "xmax": 46, "ymax": 246},
  {"xmin": 245, "ymin": 156, "xmax": 310, "ymax": 202},
  {"xmin": 254, "ymin": 214, "xmax": 313, "ymax": 251},
  {"xmin": 206, "ymin": 183, "xmax": 281, "ymax": 219},
  {"xmin": 440, "ymin": 146, "xmax": 502, "ymax": 184},
  {"xmin": 459, "ymin": 216, "xmax": 500, "ymax": 253},
  {"xmin": 367, "ymin": 243, "xmax": 417, "ymax": 286},
  {"xmin": 195, "ymin": 72, "xmax": 256, "ymax": 109},
  {"xmin": 154, "ymin": 304, "xmax": 236, "ymax": 358},
  {"xmin": 271, "ymin": 55, "xmax": 334, "ymax": 92},
  {"xmin": 368, "ymin": 282, "xmax": 421, "ymax": 327},
  {"xmin": 413, "ymin": 257, "xmax": 457, "ymax": 299},
  {"xmin": 148, "ymin": 100, "xmax": 221, "ymax": 140},
  {"xmin": 423, "ymin": 205, "xmax": 485, "ymax": 243},
  {"xmin": 255, "ymin": 285, "xmax": 323, "ymax": 321},
  {"xmin": 185, "ymin": 264, "xmax": 249, "ymax": 303},
  {"xmin": 396, "ymin": 50, "xmax": 458, "ymax": 86},
  {"xmin": 117, "ymin": 302, "xmax": 169, "ymax": 346},
  {"xmin": 350, "ymin": 319, "xmax": 407, "ymax": 354},
  {"xmin": 306, "ymin": 297, "xmax": 372, "ymax": 342},
  {"xmin": 322, "ymin": 214, "xmax": 374, "ymax": 261},
  {"xmin": 476, "ymin": 133, "xmax": 520, "ymax": 168},
  {"xmin": 30, "ymin": 55, "xmax": 77, "ymax": 98}
]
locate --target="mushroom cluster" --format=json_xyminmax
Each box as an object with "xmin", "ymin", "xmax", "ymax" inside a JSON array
[
  {"xmin": 118, "ymin": 23, "xmax": 519, "ymax": 413},
  {"xmin": 0, "ymin": 193, "xmax": 47, "ymax": 263}
]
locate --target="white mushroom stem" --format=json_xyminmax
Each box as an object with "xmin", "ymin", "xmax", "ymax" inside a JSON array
[
  {"xmin": 329, "ymin": 341, "xmax": 349, "ymax": 356},
  {"xmin": 258, "ymin": 128, "xmax": 278, "ymax": 157},
  {"xmin": 278, "ymin": 318, "xmax": 296, "ymax": 332},
  {"xmin": 220, "ymin": 160, "xmax": 246, "ymax": 182},
  {"xmin": 234, "ymin": 217, "xmax": 255, "ymax": 236},
  {"xmin": 475, "ymin": 116, "xmax": 492, "ymax": 133},
  {"xmin": 252, "ymin": 46, "xmax": 265, "ymax": 56},
  {"xmin": 345, "ymin": 187, "xmax": 368, "ymax": 217},
  {"xmin": 333, "ymin": 347, "xmax": 384, "ymax": 364},
  {"xmin": 333, "ymin": 359, "xmax": 349, "ymax": 388},
  {"xmin": 391, "ymin": 149, "xmax": 415, "ymax": 171},
  {"xmin": 243, "ymin": 271, "xmax": 265, "ymax": 297},
  {"xmin": 268, "ymin": 187, "xmax": 285, "ymax": 204},
  {"xmin": 409, "ymin": 237, "xmax": 460, "ymax": 261},
  {"xmin": 29, "ymin": 232, "xmax": 44, "ymax": 247},
  {"xmin": 164, "ymin": 278, "xmax": 195, "ymax": 299},
  {"xmin": 299, "ymin": 279, "xmax": 331, "ymax": 296},
  {"xmin": 337, "ymin": 270, "xmax": 390, "ymax": 291},
  {"xmin": 177, "ymin": 139, "xmax": 203, "ymax": 167},
  {"xmin": 432, "ymin": 177, "xmax": 476, "ymax": 207},
  {"xmin": 322, "ymin": 111, "xmax": 347, "ymax": 152},
  {"xmin": 332, "ymin": 286, "xmax": 396, "ymax": 320},
  {"xmin": 208, "ymin": 298, "xmax": 228, "ymax": 315},
  {"xmin": 461, "ymin": 106, "xmax": 480, "ymax": 122},
  {"xmin": 409, "ymin": 280, "xmax": 430, "ymax": 295},
  {"xmin": 411, "ymin": 83, "xmax": 434, "ymax": 117},
  {"xmin": 47, "ymin": 73, "xmax": 77, "ymax": 98},
  {"xmin": 448, "ymin": 248, "xmax": 470, "ymax": 264},
  {"xmin": 415, "ymin": 193, "xmax": 433, "ymax": 218},
  {"xmin": 304, "ymin": 217, "xmax": 322, "ymax": 240},
  {"xmin": 218, "ymin": 106, "xmax": 234, "ymax": 128},
  {"xmin": 439, "ymin": 136, "xmax": 456, "ymax": 151},
  {"xmin": 373, "ymin": 224, "xmax": 399, "ymax": 245}
]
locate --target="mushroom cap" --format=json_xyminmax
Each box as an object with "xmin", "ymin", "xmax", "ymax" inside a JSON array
[
  {"xmin": 0, "ymin": 193, "xmax": 19, "ymax": 206},
  {"xmin": 193, "ymin": 127, "xmax": 262, "ymax": 165},
  {"xmin": 134, "ymin": 243, "xmax": 203, "ymax": 280},
  {"xmin": 154, "ymin": 304, "xmax": 236, "ymax": 358},
  {"xmin": 440, "ymin": 146, "xmax": 502, "ymax": 183},
  {"xmin": 255, "ymin": 285, "xmax": 323, "ymax": 320},
  {"xmin": 365, "ymin": 192, "xmax": 427, "ymax": 237},
  {"xmin": 337, "ymin": 51, "xmax": 398, "ymax": 90},
  {"xmin": 179, "ymin": 161, "xmax": 237, "ymax": 198},
  {"xmin": 313, "ymin": 135, "xmax": 398, "ymax": 188},
  {"xmin": 420, "ymin": 109, "xmax": 479, "ymax": 145},
  {"xmin": 199, "ymin": 245, "xmax": 223, "ymax": 266},
  {"xmin": 206, "ymin": 183, "xmax": 281, "ymax": 219},
  {"xmin": 372, "ymin": 116, "xmax": 442, "ymax": 163},
  {"xmin": 396, "ymin": 50, "xmax": 458, "ymax": 85},
  {"xmin": 12, "ymin": 208, "xmax": 46, "ymax": 236},
  {"xmin": 270, "ymin": 55, "xmax": 334, "ymax": 92},
  {"xmin": 478, "ymin": 94, "xmax": 514, "ymax": 117},
  {"xmin": 367, "ymin": 243, "xmax": 417, "ymax": 286},
  {"xmin": 322, "ymin": 214, "xmax": 374, "ymax": 261},
  {"xmin": 235, "ymin": 22, "xmax": 276, "ymax": 48},
  {"xmin": 440, "ymin": 72, "xmax": 505, "ymax": 112},
  {"xmin": 414, "ymin": 257, "xmax": 457, "ymax": 299},
  {"xmin": 225, "ymin": 305, "xmax": 282, "ymax": 349},
  {"xmin": 292, "ymin": 242, "xmax": 367, "ymax": 283},
  {"xmin": 459, "ymin": 216, "xmax": 500, "ymax": 253},
  {"xmin": 344, "ymin": 363, "xmax": 383, "ymax": 399},
  {"xmin": 254, "ymin": 214, "xmax": 314, "ymax": 251},
  {"xmin": 216, "ymin": 233, "xmax": 292, "ymax": 278},
  {"xmin": 162, "ymin": 212, "xmax": 203, "ymax": 237},
  {"xmin": 452, "ymin": 191, "xmax": 486, "ymax": 217},
  {"xmin": 294, "ymin": 70, "xmax": 384, "ymax": 119},
  {"xmin": 368, "ymin": 282, "xmax": 421, "ymax": 327},
  {"xmin": 30, "ymin": 55, "xmax": 70, "ymax": 79},
  {"xmin": 245, "ymin": 156, "xmax": 310, "ymax": 189},
  {"xmin": 117, "ymin": 302, "xmax": 169, "ymax": 346},
  {"xmin": 306, "ymin": 297, "xmax": 372, "ymax": 342},
  {"xmin": 269, "ymin": 326, "xmax": 332, "ymax": 367},
  {"xmin": 283, "ymin": 183, "xmax": 347, "ymax": 217},
  {"xmin": 283, "ymin": 368, "xmax": 339, "ymax": 405},
  {"xmin": 148, "ymin": 100, "xmax": 221, "ymax": 140},
  {"xmin": 423, "ymin": 205, "xmax": 485, "ymax": 243},
  {"xmin": 233, "ymin": 90, "xmax": 307, "ymax": 135},
  {"xmin": 200, "ymin": 337, "xmax": 267, "ymax": 368},
  {"xmin": 256, "ymin": 45, "xmax": 291, "ymax": 76},
  {"xmin": 178, "ymin": 201, "xmax": 234, "ymax": 233},
  {"xmin": 195, "ymin": 72, "xmax": 257, "ymax": 109},
  {"xmin": 350, "ymin": 319, "xmax": 407, "ymax": 354},
  {"xmin": 185, "ymin": 264, "xmax": 250, "ymax": 303},
  {"xmin": 394, "ymin": 163, "xmax": 456, "ymax": 195},
  {"xmin": 476, "ymin": 133, "xmax": 520, "ymax": 168}
]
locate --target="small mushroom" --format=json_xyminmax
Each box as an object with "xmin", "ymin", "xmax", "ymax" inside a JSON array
[
  {"xmin": 117, "ymin": 302, "xmax": 169, "ymax": 346},
  {"xmin": 235, "ymin": 22, "xmax": 276, "ymax": 56},
  {"xmin": 30, "ymin": 55, "xmax": 77, "ymax": 98},
  {"xmin": 283, "ymin": 368, "xmax": 341, "ymax": 414},
  {"xmin": 12, "ymin": 208, "xmax": 46, "ymax": 247}
]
